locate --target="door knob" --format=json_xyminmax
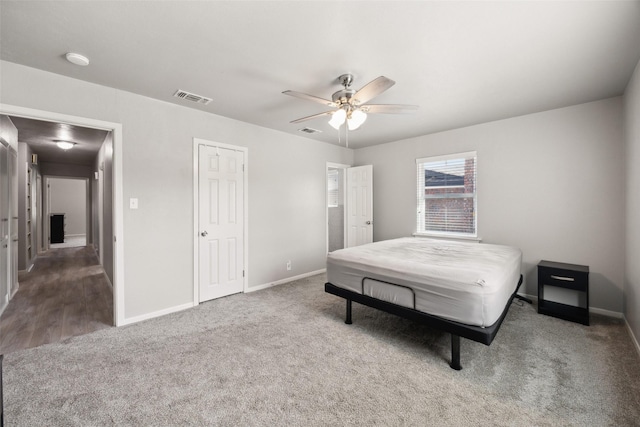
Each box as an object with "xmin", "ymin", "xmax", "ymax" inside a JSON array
[
  {"xmin": 200, "ymin": 231, "xmax": 208, "ymax": 237},
  {"xmin": 365, "ymin": 221, "xmax": 372, "ymax": 225}
]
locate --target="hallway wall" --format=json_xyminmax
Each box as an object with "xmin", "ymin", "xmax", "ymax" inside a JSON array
[{"xmin": 49, "ymin": 178, "xmax": 87, "ymax": 236}]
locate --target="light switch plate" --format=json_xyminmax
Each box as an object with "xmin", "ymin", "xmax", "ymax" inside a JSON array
[{"xmin": 129, "ymin": 198, "xmax": 138, "ymax": 209}]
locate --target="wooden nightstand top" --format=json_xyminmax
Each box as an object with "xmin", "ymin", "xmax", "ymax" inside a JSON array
[{"xmin": 538, "ymin": 260, "xmax": 589, "ymax": 273}]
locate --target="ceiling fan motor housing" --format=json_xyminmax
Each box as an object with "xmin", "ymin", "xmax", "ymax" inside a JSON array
[
  {"xmin": 333, "ymin": 73, "xmax": 358, "ymax": 106},
  {"xmin": 332, "ymin": 88, "xmax": 357, "ymax": 106}
]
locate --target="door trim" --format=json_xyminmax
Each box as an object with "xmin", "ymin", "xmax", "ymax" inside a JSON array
[
  {"xmin": 0, "ymin": 104, "xmax": 125, "ymax": 326},
  {"xmin": 192, "ymin": 138, "xmax": 248, "ymax": 305},
  {"xmin": 43, "ymin": 176, "xmax": 90, "ymax": 250}
]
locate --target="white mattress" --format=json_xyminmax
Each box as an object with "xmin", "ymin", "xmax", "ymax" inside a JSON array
[{"xmin": 326, "ymin": 237, "xmax": 522, "ymax": 327}]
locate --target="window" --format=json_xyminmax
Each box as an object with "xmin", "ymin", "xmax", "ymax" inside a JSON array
[
  {"xmin": 416, "ymin": 152, "xmax": 477, "ymax": 237},
  {"xmin": 327, "ymin": 169, "xmax": 340, "ymax": 208}
]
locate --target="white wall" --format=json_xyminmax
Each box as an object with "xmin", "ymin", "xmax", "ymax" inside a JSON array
[
  {"xmin": 17, "ymin": 142, "xmax": 36, "ymax": 270},
  {"xmin": 355, "ymin": 98, "xmax": 625, "ymax": 314},
  {"xmin": 0, "ymin": 61, "xmax": 353, "ymax": 321},
  {"xmin": 49, "ymin": 178, "xmax": 86, "ymax": 236},
  {"xmin": 624, "ymin": 59, "xmax": 640, "ymax": 346}
]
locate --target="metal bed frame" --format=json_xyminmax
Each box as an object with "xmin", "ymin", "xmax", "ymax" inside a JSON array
[{"xmin": 325, "ymin": 274, "xmax": 524, "ymax": 370}]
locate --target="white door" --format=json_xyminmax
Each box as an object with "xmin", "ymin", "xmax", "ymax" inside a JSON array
[
  {"xmin": 346, "ymin": 165, "xmax": 373, "ymax": 247},
  {"xmin": 8, "ymin": 147, "xmax": 18, "ymax": 296},
  {"xmin": 198, "ymin": 144, "xmax": 245, "ymax": 302}
]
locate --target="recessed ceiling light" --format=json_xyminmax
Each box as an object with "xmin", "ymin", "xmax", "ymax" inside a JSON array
[{"xmin": 65, "ymin": 52, "xmax": 90, "ymax": 66}]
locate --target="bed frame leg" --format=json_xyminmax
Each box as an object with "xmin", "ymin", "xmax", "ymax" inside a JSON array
[
  {"xmin": 450, "ymin": 334, "xmax": 462, "ymax": 370},
  {"xmin": 345, "ymin": 299, "xmax": 353, "ymax": 324}
]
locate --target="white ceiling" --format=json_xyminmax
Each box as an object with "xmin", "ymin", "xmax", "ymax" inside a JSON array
[
  {"xmin": 1, "ymin": 1, "xmax": 640, "ymax": 150},
  {"xmin": 8, "ymin": 116, "xmax": 108, "ymax": 166}
]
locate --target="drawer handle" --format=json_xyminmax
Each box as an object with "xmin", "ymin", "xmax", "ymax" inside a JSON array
[{"xmin": 550, "ymin": 275, "xmax": 575, "ymax": 282}]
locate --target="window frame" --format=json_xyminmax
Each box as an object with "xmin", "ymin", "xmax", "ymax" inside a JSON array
[
  {"xmin": 415, "ymin": 151, "xmax": 478, "ymax": 239},
  {"xmin": 327, "ymin": 168, "xmax": 340, "ymax": 208}
]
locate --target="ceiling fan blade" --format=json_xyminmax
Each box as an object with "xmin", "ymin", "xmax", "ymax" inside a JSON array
[
  {"xmin": 352, "ymin": 76, "xmax": 396, "ymax": 105},
  {"xmin": 282, "ymin": 90, "xmax": 337, "ymax": 107},
  {"xmin": 361, "ymin": 104, "xmax": 419, "ymax": 114},
  {"xmin": 290, "ymin": 111, "xmax": 334, "ymax": 124}
]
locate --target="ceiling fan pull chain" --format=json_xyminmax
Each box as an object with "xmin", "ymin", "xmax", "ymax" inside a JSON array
[{"xmin": 345, "ymin": 126, "xmax": 349, "ymax": 149}]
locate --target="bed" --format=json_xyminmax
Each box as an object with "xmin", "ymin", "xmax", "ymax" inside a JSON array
[{"xmin": 325, "ymin": 237, "xmax": 524, "ymax": 370}]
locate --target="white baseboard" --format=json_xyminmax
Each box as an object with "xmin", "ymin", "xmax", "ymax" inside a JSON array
[
  {"xmin": 10, "ymin": 282, "xmax": 19, "ymax": 299},
  {"xmin": 625, "ymin": 317, "xmax": 640, "ymax": 358},
  {"xmin": 119, "ymin": 302, "xmax": 194, "ymax": 327},
  {"xmin": 519, "ymin": 293, "xmax": 623, "ymax": 318},
  {"xmin": 590, "ymin": 306, "xmax": 624, "ymax": 319},
  {"xmin": 120, "ymin": 270, "xmax": 326, "ymax": 326},
  {"xmin": 247, "ymin": 269, "xmax": 326, "ymax": 293}
]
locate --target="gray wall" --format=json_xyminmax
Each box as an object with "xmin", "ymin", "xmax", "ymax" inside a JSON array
[
  {"xmin": 39, "ymin": 161, "xmax": 93, "ymax": 179},
  {"xmin": 49, "ymin": 178, "xmax": 86, "ymax": 236},
  {"xmin": 355, "ymin": 97, "xmax": 626, "ymax": 314},
  {"xmin": 624, "ymin": 58, "xmax": 640, "ymax": 347},
  {"xmin": 92, "ymin": 132, "xmax": 114, "ymax": 284},
  {"xmin": 0, "ymin": 60, "xmax": 353, "ymax": 321}
]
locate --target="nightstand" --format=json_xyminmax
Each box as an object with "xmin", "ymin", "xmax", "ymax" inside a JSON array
[{"xmin": 538, "ymin": 260, "xmax": 589, "ymax": 325}]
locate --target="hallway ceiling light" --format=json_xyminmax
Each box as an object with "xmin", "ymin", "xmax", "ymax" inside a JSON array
[
  {"xmin": 55, "ymin": 140, "xmax": 76, "ymax": 150},
  {"xmin": 65, "ymin": 52, "xmax": 90, "ymax": 66}
]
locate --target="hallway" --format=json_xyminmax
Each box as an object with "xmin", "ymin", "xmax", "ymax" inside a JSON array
[{"xmin": 0, "ymin": 246, "xmax": 113, "ymax": 354}]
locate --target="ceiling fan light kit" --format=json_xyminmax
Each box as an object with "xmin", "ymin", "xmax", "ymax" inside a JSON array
[
  {"xmin": 283, "ymin": 73, "xmax": 417, "ymax": 140},
  {"xmin": 328, "ymin": 108, "xmax": 347, "ymax": 130},
  {"xmin": 347, "ymin": 109, "xmax": 367, "ymax": 130}
]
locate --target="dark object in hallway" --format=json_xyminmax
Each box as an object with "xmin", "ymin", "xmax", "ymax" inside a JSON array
[{"xmin": 50, "ymin": 214, "xmax": 65, "ymax": 244}]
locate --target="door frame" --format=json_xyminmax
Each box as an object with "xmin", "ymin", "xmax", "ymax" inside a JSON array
[
  {"xmin": 0, "ymin": 104, "xmax": 125, "ymax": 326},
  {"xmin": 43, "ymin": 176, "xmax": 90, "ymax": 249},
  {"xmin": 192, "ymin": 138, "xmax": 248, "ymax": 305},
  {"xmin": 326, "ymin": 162, "xmax": 350, "ymax": 253}
]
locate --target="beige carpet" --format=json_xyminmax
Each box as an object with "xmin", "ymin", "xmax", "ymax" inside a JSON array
[{"xmin": 3, "ymin": 273, "xmax": 639, "ymax": 426}]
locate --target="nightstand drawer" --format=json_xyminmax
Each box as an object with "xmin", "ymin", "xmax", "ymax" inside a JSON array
[
  {"xmin": 537, "ymin": 260, "xmax": 589, "ymax": 325},
  {"xmin": 538, "ymin": 267, "xmax": 588, "ymax": 291}
]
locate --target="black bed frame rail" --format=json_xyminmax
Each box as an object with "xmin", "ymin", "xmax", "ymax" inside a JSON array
[
  {"xmin": 325, "ymin": 274, "xmax": 524, "ymax": 370},
  {"xmin": 1, "ymin": 354, "xmax": 3, "ymax": 427}
]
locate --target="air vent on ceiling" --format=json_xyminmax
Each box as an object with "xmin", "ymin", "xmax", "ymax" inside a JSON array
[
  {"xmin": 173, "ymin": 89, "xmax": 212, "ymax": 105},
  {"xmin": 298, "ymin": 127, "xmax": 322, "ymax": 134}
]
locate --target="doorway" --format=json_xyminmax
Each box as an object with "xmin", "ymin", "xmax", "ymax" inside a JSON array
[
  {"xmin": 0, "ymin": 104, "xmax": 124, "ymax": 325},
  {"xmin": 46, "ymin": 177, "xmax": 89, "ymax": 249},
  {"xmin": 326, "ymin": 163, "xmax": 374, "ymax": 252},
  {"xmin": 327, "ymin": 163, "xmax": 349, "ymax": 252}
]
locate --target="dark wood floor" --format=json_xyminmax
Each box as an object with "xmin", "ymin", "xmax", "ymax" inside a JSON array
[{"xmin": 0, "ymin": 245, "xmax": 113, "ymax": 354}]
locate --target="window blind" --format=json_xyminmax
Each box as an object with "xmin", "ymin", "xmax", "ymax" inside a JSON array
[
  {"xmin": 328, "ymin": 169, "xmax": 340, "ymax": 207},
  {"xmin": 416, "ymin": 152, "xmax": 477, "ymax": 236}
]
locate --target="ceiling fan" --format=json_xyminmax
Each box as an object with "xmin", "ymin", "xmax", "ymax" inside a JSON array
[{"xmin": 283, "ymin": 74, "xmax": 418, "ymax": 131}]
